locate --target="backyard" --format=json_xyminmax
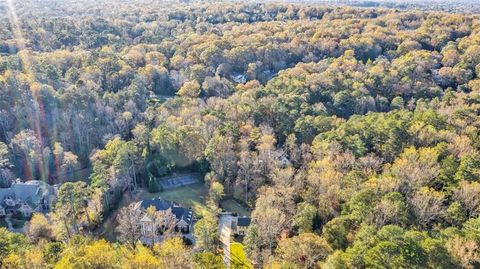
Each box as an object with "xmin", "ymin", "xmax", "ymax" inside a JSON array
[
  {"xmin": 220, "ymin": 198, "xmax": 251, "ymax": 217},
  {"xmin": 99, "ymin": 182, "xmax": 208, "ymax": 241},
  {"xmin": 97, "ymin": 174, "xmax": 251, "ymax": 242},
  {"xmin": 138, "ymin": 182, "xmax": 209, "ymax": 216}
]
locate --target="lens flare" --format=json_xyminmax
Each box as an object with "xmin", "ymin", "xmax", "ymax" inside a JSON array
[{"xmin": 6, "ymin": 0, "xmax": 48, "ymax": 182}]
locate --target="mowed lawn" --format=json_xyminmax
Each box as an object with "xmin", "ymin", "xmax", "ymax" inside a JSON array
[
  {"xmin": 140, "ymin": 183, "xmax": 209, "ymax": 216},
  {"xmin": 220, "ymin": 199, "xmax": 251, "ymax": 217},
  {"xmin": 230, "ymin": 243, "xmax": 254, "ymax": 269}
]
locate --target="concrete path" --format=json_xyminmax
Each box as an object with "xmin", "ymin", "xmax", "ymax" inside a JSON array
[{"xmin": 219, "ymin": 214, "xmax": 234, "ymax": 268}]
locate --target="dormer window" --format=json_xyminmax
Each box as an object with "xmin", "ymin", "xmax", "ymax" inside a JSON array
[{"xmin": 4, "ymin": 196, "xmax": 15, "ymax": 207}]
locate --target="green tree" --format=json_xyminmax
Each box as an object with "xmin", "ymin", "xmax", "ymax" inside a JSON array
[
  {"xmin": 194, "ymin": 212, "xmax": 218, "ymax": 252},
  {"xmin": 275, "ymin": 233, "xmax": 333, "ymax": 269},
  {"xmin": 455, "ymin": 154, "xmax": 480, "ymax": 182},
  {"xmin": 293, "ymin": 202, "xmax": 317, "ymax": 233},
  {"xmin": 193, "ymin": 252, "xmax": 225, "ymax": 269},
  {"xmin": 178, "ymin": 80, "xmax": 201, "ymax": 98},
  {"xmin": 53, "ymin": 181, "xmax": 90, "ymax": 239},
  {"xmin": 209, "ymin": 181, "xmax": 225, "ymax": 205},
  {"xmin": 364, "ymin": 241, "xmax": 405, "ymax": 269},
  {"xmin": 0, "ymin": 228, "xmax": 11, "ymax": 267}
]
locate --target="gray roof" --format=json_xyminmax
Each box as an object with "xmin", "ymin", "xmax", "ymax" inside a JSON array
[
  {"xmin": 11, "ymin": 181, "xmax": 41, "ymax": 202},
  {"xmin": 0, "ymin": 188, "xmax": 13, "ymax": 201},
  {"xmin": 0, "ymin": 181, "xmax": 48, "ymax": 208},
  {"xmin": 237, "ymin": 217, "xmax": 251, "ymax": 227},
  {"xmin": 138, "ymin": 198, "xmax": 193, "ymax": 226}
]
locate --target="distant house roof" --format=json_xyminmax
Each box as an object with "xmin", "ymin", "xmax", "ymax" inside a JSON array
[
  {"xmin": 0, "ymin": 180, "xmax": 54, "ymax": 210},
  {"xmin": 237, "ymin": 217, "xmax": 251, "ymax": 227},
  {"xmin": 11, "ymin": 181, "xmax": 41, "ymax": 200},
  {"xmin": 137, "ymin": 198, "xmax": 193, "ymax": 226}
]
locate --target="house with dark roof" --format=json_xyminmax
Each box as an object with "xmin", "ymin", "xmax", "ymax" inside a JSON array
[
  {"xmin": 135, "ymin": 198, "xmax": 194, "ymax": 236},
  {"xmin": 233, "ymin": 216, "xmax": 251, "ymax": 235},
  {"xmin": 0, "ymin": 180, "xmax": 57, "ymax": 218}
]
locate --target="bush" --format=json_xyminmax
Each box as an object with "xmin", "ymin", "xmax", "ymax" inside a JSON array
[
  {"xmin": 148, "ymin": 178, "xmax": 162, "ymax": 193},
  {"xmin": 183, "ymin": 236, "xmax": 193, "ymax": 245}
]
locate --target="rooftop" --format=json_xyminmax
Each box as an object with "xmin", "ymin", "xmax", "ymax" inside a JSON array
[
  {"xmin": 137, "ymin": 198, "xmax": 193, "ymax": 225},
  {"xmin": 0, "ymin": 180, "xmax": 55, "ymax": 209},
  {"xmin": 237, "ymin": 217, "xmax": 251, "ymax": 227}
]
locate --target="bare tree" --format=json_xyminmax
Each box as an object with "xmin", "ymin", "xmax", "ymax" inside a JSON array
[
  {"xmin": 26, "ymin": 213, "xmax": 53, "ymax": 242},
  {"xmin": 391, "ymin": 147, "xmax": 440, "ymax": 193},
  {"xmin": 357, "ymin": 153, "xmax": 384, "ymax": 177},
  {"xmin": 156, "ymin": 208, "xmax": 177, "ymax": 239},
  {"xmin": 454, "ymin": 181, "xmax": 480, "ymax": 218},
  {"xmin": 370, "ymin": 192, "xmax": 408, "ymax": 227},
  {"xmin": 116, "ymin": 204, "xmax": 142, "ymax": 248},
  {"xmin": 236, "ymin": 148, "xmax": 261, "ymax": 205},
  {"xmin": 410, "ymin": 188, "xmax": 445, "ymax": 229},
  {"xmin": 251, "ymin": 186, "xmax": 295, "ymax": 255}
]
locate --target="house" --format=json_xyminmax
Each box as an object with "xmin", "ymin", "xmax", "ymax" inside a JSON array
[
  {"xmin": 0, "ymin": 180, "xmax": 57, "ymax": 218},
  {"xmin": 135, "ymin": 198, "xmax": 194, "ymax": 236},
  {"xmin": 235, "ymin": 217, "xmax": 251, "ymax": 235},
  {"xmin": 231, "ymin": 74, "xmax": 247, "ymax": 84}
]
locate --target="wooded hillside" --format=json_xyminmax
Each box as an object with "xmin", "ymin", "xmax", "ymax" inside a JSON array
[{"xmin": 1, "ymin": 0, "xmax": 480, "ymax": 268}]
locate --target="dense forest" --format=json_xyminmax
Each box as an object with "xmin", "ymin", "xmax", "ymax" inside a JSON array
[{"xmin": 2, "ymin": 0, "xmax": 480, "ymax": 268}]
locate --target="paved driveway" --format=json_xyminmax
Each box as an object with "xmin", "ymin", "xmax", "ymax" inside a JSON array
[{"xmin": 219, "ymin": 214, "xmax": 235, "ymax": 268}]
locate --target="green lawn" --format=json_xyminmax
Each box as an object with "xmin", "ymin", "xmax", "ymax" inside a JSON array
[
  {"xmin": 221, "ymin": 199, "xmax": 251, "ymax": 217},
  {"xmin": 138, "ymin": 183, "xmax": 208, "ymax": 217},
  {"xmin": 230, "ymin": 243, "xmax": 254, "ymax": 269}
]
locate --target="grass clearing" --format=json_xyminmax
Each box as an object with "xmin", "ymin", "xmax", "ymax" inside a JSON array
[
  {"xmin": 221, "ymin": 199, "xmax": 251, "ymax": 217},
  {"xmin": 142, "ymin": 182, "xmax": 208, "ymax": 216},
  {"xmin": 230, "ymin": 242, "xmax": 254, "ymax": 269}
]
